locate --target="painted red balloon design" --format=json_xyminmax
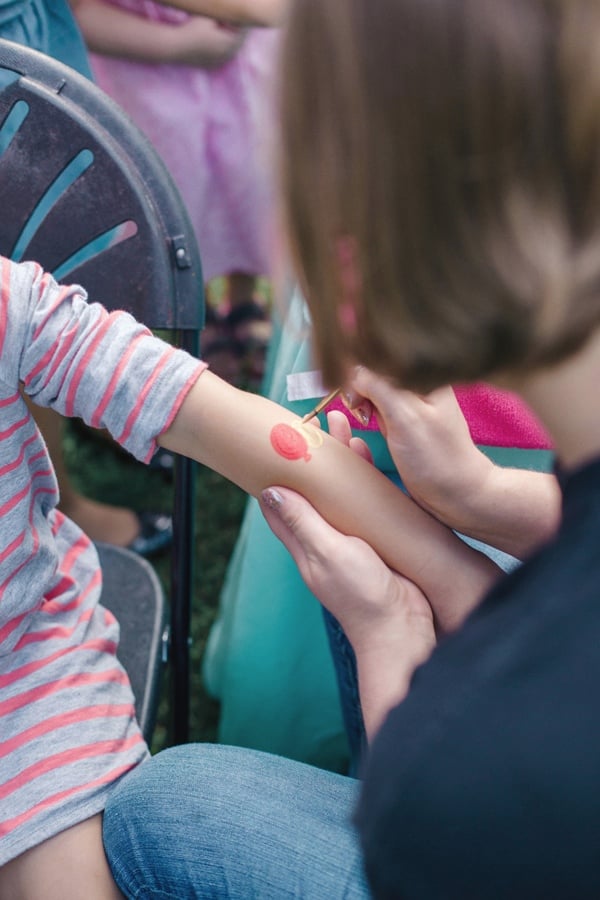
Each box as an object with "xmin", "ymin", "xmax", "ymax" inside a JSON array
[{"xmin": 270, "ymin": 423, "xmax": 312, "ymax": 461}]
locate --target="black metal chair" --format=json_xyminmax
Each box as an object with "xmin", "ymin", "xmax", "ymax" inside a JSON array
[
  {"xmin": 96, "ymin": 543, "xmax": 166, "ymax": 741},
  {"xmin": 0, "ymin": 38, "xmax": 204, "ymax": 743}
]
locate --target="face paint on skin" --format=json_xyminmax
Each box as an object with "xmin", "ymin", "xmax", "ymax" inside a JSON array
[{"xmin": 270, "ymin": 421, "xmax": 324, "ymax": 462}]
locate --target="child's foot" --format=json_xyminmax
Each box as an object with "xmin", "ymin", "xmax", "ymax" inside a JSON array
[{"xmin": 59, "ymin": 494, "xmax": 172, "ymax": 557}]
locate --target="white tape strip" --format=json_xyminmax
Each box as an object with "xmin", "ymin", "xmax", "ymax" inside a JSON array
[{"xmin": 286, "ymin": 370, "xmax": 326, "ymax": 402}]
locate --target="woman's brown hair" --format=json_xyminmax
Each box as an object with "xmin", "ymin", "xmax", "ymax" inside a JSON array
[{"xmin": 278, "ymin": 0, "xmax": 600, "ymax": 391}]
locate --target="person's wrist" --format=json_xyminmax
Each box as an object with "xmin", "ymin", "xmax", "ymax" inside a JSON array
[
  {"xmin": 354, "ymin": 626, "xmax": 434, "ymax": 672},
  {"xmin": 353, "ymin": 622, "xmax": 435, "ymax": 720},
  {"xmin": 347, "ymin": 587, "xmax": 435, "ymax": 665},
  {"xmin": 429, "ymin": 447, "xmax": 495, "ymax": 532}
]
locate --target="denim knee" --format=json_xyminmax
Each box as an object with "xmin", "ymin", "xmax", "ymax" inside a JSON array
[{"xmin": 103, "ymin": 743, "xmax": 371, "ymax": 899}]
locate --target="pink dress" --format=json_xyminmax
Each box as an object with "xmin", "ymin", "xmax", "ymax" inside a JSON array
[{"xmin": 90, "ymin": 0, "xmax": 278, "ymax": 282}]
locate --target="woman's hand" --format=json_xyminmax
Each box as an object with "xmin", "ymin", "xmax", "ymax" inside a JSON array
[
  {"xmin": 341, "ymin": 368, "xmax": 561, "ymax": 558},
  {"xmin": 259, "ymin": 485, "xmax": 436, "ymax": 738},
  {"xmin": 342, "ymin": 370, "xmax": 492, "ymax": 527}
]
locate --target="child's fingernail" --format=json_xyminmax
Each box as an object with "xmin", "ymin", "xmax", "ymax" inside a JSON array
[
  {"xmin": 342, "ymin": 389, "xmax": 358, "ymax": 407},
  {"xmin": 261, "ymin": 488, "xmax": 284, "ymax": 510}
]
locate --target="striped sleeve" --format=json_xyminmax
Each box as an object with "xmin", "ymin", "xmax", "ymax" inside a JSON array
[{"xmin": 1, "ymin": 257, "xmax": 205, "ymax": 462}]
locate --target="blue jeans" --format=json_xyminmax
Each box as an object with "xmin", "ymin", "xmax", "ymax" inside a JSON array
[
  {"xmin": 103, "ymin": 743, "xmax": 371, "ymax": 899},
  {"xmin": 322, "ymin": 609, "xmax": 365, "ymax": 776}
]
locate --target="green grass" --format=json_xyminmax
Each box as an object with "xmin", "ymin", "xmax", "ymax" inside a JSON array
[{"xmin": 63, "ymin": 419, "xmax": 247, "ymax": 752}]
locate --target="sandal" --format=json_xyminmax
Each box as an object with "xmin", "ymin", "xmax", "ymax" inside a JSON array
[
  {"xmin": 126, "ymin": 511, "xmax": 173, "ymax": 558},
  {"xmin": 149, "ymin": 446, "xmax": 175, "ymax": 481}
]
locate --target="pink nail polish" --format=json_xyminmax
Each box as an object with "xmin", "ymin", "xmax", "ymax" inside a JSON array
[{"xmin": 261, "ymin": 488, "xmax": 283, "ymax": 510}]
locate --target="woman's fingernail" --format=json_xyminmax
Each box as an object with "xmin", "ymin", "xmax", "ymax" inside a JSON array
[
  {"xmin": 354, "ymin": 405, "xmax": 370, "ymax": 425},
  {"xmin": 261, "ymin": 488, "xmax": 284, "ymax": 510}
]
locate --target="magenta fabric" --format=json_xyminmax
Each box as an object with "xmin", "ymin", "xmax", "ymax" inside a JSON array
[
  {"xmin": 326, "ymin": 383, "xmax": 552, "ymax": 450},
  {"xmin": 453, "ymin": 383, "xmax": 552, "ymax": 449}
]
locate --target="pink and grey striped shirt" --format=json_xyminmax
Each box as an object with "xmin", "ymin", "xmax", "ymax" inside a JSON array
[{"xmin": 0, "ymin": 257, "xmax": 204, "ymax": 865}]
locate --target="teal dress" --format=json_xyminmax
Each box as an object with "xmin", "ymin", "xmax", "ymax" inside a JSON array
[
  {"xmin": 0, "ymin": 0, "xmax": 92, "ymax": 79},
  {"xmin": 204, "ymin": 290, "xmax": 554, "ymax": 773}
]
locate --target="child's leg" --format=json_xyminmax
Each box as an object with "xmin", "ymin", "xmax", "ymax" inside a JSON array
[{"xmin": 0, "ymin": 814, "xmax": 123, "ymax": 900}]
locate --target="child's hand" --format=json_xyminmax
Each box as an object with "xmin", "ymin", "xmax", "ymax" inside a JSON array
[
  {"xmin": 321, "ymin": 407, "xmax": 374, "ymax": 464},
  {"xmin": 176, "ymin": 15, "xmax": 246, "ymax": 68},
  {"xmin": 215, "ymin": 19, "xmax": 243, "ymax": 33}
]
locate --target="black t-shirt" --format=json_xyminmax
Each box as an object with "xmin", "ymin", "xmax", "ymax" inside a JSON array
[{"xmin": 356, "ymin": 456, "xmax": 600, "ymax": 899}]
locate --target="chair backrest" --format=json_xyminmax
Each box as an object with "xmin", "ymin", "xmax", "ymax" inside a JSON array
[
  {"xmin": 0, "ymin": 39, "xmax": 203, "ymax": 328},
  {"xmin": 96, "ymin": 543, "xmax": 166, "ymax": 743},
  {"xmin": 0, "ymin": 38, "xmax": 203, "ymax": 743}
]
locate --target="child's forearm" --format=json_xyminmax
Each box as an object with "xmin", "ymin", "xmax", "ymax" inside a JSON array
[
  {"xmin": 72, "ymin": 0, "xmax": 243, "ymax": 66},
  {"xmin": 147, "ymin": 0, "xmax": 288, "ymax": 25},
  {"xmin": 72, "ymin": 0, "xmax": 185, "ymax": 62},
  {"xmin": 162, "ymin": 371, "xmax": 502, "ymax": 631}
]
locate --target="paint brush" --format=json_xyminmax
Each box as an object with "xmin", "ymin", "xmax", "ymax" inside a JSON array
[{"xmin": 300, "ymin": 387, "xmax": 342, "ymax": 424}]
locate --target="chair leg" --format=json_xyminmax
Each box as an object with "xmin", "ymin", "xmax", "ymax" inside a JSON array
[{"xmin": 170, "ymin": 328, "xmax": 200, "ymax": 744}]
